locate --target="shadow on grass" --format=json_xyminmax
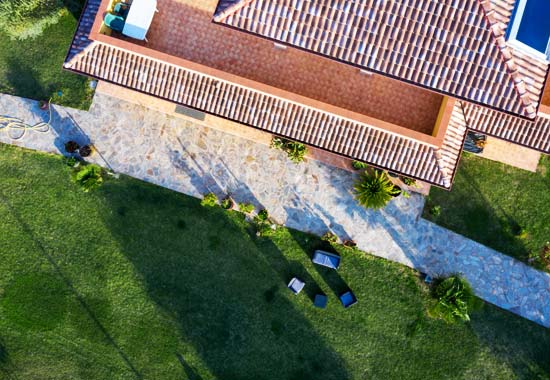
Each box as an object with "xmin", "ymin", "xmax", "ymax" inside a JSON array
[
  {"xmin": 99, "ymin": 176, "xmax": 349, "ymax": 380},
  {"xmin": 2, "ymin": 56, "xmax": 49, "ymax": 101},
  {"xmin": 0, "ymin": 195, "xmax": 143, "ymax": 379},
  {"xmin": 470, "ymin": 307, "xmax": 550, "ymax": 379},
  {"xmin": 176, "ymin": 353, "xmax": 203, "ymax": 380},
  {"xmin": 62, "ymin": 0, "xmax": 86, "ymax": 20},
  {"xmin": 423, "ymin": 154, "xmax": 530, "ymax": 262}
]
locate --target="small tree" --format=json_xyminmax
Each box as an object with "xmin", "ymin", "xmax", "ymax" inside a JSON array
[
  {"xmin": 430, "ymin": 275, "xmax": 480, "ymax": 323},
  {"xmin": 354, "ymin": 170, "xmax": 398, "ymax": 209},
  {"xmin": 71, "ymin": 164, "xmax": 103, "ymax": 192},
  {"xmin": 0, "ymin": 0, "xmax": 64, "ymax": 40}
]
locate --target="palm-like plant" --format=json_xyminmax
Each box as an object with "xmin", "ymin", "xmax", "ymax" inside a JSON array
[
  {"xmin": 71, "ymin": 164, "xmax": 103, "ymax": 192},
  {"xmin": 431, "ymin": 276, "xmax": 480, "ymax": 323},
  {"xmin": 354, "ymin": 170, "xmax": 398, "ymax": 209}
]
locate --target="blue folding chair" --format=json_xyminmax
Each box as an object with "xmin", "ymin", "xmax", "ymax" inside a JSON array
[{"xmin": 104, "ymin": 13, "xmax": 125, "ymax": 32}]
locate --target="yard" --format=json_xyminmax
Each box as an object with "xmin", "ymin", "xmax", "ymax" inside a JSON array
[
  {"xmin": 0, "ymin": 0, "xmax": 93, "ymax": 109},
  {"xmin": 424, "ymin": 152, "xmax": 550, "ymax": 270},
  {"xmin": 1, "ymin": 143, "xmax": 550, "ymax": 379}
]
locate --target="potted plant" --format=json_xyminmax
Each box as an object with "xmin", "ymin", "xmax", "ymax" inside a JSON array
[
  {"xmin": 221, "ymin": 196, "xmax": 234, "ymax": 210},
  {"xmin": 391, "ymin": 185, "xmax": 402, "ymax": 197},
  {"xmin": 343, "ymin": 239, "xmax": 357, "ymax": 248},
  {"xmin": 79, "ymin": 145, "xmax": 93, "ymax": 157},
  {"xmin": 64, "ymin": 141, "xmax": 80, "ymax": 154},
  {"xmin": 38, "ymin": 100, "xmax": 49, "ymax": 110}
]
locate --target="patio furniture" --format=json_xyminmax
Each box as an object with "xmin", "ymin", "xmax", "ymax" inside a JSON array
[
  {"xmin": 339, "ymin": 290, "xmax": 357, "ymax": 308},
  {"xmin": 314, "ymin": 294, "xmax": 328, "ymax": 308},
  {"xmin": 114, "ymin": 2, "xmax": 129, "ymax": 18},
  {"xmin": 312, "ymin": 250, "xmax": 341, "ymax": 269},
  {"xmin": 122, "ymin": 0, "xmax": 158, "ymax": 40},
  {"xmin": 104, "ymin": 13, "xmax": 125, "ymax": 32},
  {"xmin": 287, "ymin": 277, "xmax": 305, "ymax": 295}
]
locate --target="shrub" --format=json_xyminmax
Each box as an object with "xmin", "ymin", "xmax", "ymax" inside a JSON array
[
  {"xmin": 353, "ymin": 170, "xmax": 398, "ymax": 209},
  {"xmin": 64, "ymin": 156, "xmax": 78, "ymax": 167},
  {"xmin": 270, "ymin": 137, "xmax": 285, "ymax": 150},
  {"xmin": 257, "ymin": 209, "xmax": 269, "ymax": 221},
  {"xmin": 430, "ymin": 275, "xmax": 480, "ymax": 323},
  {"xmin": 220, "ymin": 197, "xmax": 233, "ymax": 210},
  {"xmin": 322, "ymin": 232, "xmax": 338, "ymax": 244},
  {"xmin": 351, "ymin": 160, "xmax": 369, "ymax": 170},
  {"xmin": 536, "ymin": 243, "xmax": 550, "ymax": 271},
  {"xmin": 271, "ymin": 137, "xmax": 307, "ymax": 163},
  {"xmin": 238, "ymin": 203, "xmax": 254, "ymax": 214},
  {"xmin": 71, "ymin": 164, "xmax": 103, "ymax": 192},
  {"xmin": 0, "ymin": 0, "xmax": 65, "ymax": 40},
  {"xmin": 429, "ymin": 205, "xmax": 441, "ymax": 217},
  {"xmin": 201, "ymin": 193, "xmax": 218, "ymax": 207},
  {"xmin": 401, "ymin": 176, "xmax": 417, "ymax": 187}
]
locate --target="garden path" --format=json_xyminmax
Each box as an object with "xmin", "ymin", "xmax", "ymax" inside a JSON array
[{"xmin": 1, "ymin": 92, "xmax": 549, "ymax": 327}]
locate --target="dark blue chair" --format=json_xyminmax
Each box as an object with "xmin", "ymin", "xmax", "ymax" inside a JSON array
[
  {"xmin": 312, "ymin": 250, "xmax": 341, "ymax": 269},
  {"xmin": 339, "ymin": 291, "xmax": 357, "ymax": 308},
  {"xmin": 314, "ymin": 294, "xmax": 328, "ymax": 308}
]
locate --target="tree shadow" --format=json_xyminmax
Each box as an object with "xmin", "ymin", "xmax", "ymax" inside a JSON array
[
  {"xmin": 286, "ymin": 226, "xmax": 349, "ymax": 299},
  {"xmin": 470, "ymin": 306, "xmax": 550, "ymax": 379},
  {"xmin": 3, "ymin": 56, "xmax": 49, "ymax": 101},
  {"xmin": 0, "ymin": 195, "xmax": 143, "ymax": 379},
  {"xmin": 62, "ymin": 0, "xmax": 86, "ymax": 20},
  {"xmin": 99, "ymin": 166, "xmax": 350, "ymax": 379},
  {"xmin": 176, "ymin": 353, "xmax": 203, "ymax": 380}
]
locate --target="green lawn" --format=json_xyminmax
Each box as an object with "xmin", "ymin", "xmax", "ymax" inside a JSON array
[
  {"xmin": 0, "ymin": 1, "xmax": 93, "ymax": 109},
  {"xmin": 1, "ymin": 143, "xmax": 550, "ymax": 380},
  {"xmin": 424, "ymin": 152, "xmax": 550, "ymax": 270}
]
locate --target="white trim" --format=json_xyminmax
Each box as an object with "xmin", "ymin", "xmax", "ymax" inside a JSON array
[{"xmin": 507, "ymin": 0, "xmax": 550, "ymax": 61}]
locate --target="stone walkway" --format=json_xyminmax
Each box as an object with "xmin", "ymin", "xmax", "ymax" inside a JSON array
[{"xmin": 1, "ymin": 92, "xmax": 549, "ymax": 327}]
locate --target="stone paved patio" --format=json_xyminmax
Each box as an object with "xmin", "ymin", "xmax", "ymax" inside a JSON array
[{"xmin": 1, "ymin": 92, "xmax": 550, "ymax": 327}]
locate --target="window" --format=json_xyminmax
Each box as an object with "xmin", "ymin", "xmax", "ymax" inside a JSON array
[{"xmin": 507, "ymin": 0, "xmax": 550, "ymax": 61}]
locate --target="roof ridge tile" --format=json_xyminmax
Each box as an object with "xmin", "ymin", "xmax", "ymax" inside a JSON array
[{"xmin": 478, "ymin": 0, "xmax": 538, "ymax": 118}]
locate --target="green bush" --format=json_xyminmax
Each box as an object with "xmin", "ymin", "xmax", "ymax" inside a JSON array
[
  {"xmin": 354, "ymin": 170, "xmax": 398, "ymax": 209},
  {"xmin": 201, "ymin": 193, "xmax": 218, "ymax": 207},
  {"xmin": 271, "ymin": 137, "xmax": 307, "ymax": 163},
  {"xmin": 351, "ymin": 160, "xmax": 369, "ymax": 170},
  {"xmin": 0, "ymin": 0, "xmax": 65, "ymax": 40},
  {"xmin": 71, "ymin": 164, "xmax": 103, "ymax": 192},
  {"xmin": 430, "ymin": 276, "xmax": 480, "ymax": 323},
  {"xmin": 430, "ymin": 205, "xmax": 441, "ymax": 217},
  {"xmin": 322, "ymin": 232, "xmax": 338, "ymax": 244},
  {"xmin": 238, "ymin": 203, "xmax": 255, "ymax": 214},
  {"xmin": 401, "ymin": 176, "xmax": 417, "ymax": 187}
]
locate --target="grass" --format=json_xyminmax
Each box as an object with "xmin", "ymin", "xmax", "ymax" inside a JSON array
[
  {"xmin": 424, "ymin": 152, "xmax": 550, "ymax": 269},
  {"xmin": 0, "ymin": 0, "xmax": 93, "ymax": 109},
  {"xmin": 1, "ymin": 143, "xmax": 550, "ymax": 380}
]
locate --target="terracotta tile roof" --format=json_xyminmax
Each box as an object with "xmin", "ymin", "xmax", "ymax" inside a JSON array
[
  {"xmin": 214, "ymin": 0, "xmax": 549, "ymax": 119},
  {"xmin": 461, "ymin": 103, "xmax": 550, "ymax": 153},
  {"xmin": 64, "ymin": 33, "xmax": 465, "ymax": 187}
]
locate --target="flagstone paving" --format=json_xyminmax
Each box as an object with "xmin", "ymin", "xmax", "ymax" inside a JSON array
[{"xmin": 1, "ymin": 92, "xmax": 550, "ymax": 327}]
